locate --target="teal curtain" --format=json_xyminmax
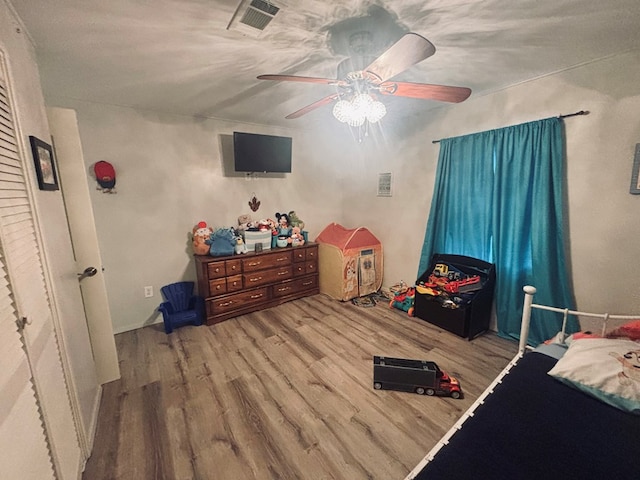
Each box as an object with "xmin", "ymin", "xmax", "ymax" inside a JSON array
[{"xmin": 418, "ymin": 117, "xmax": 578, "ymax": 345}]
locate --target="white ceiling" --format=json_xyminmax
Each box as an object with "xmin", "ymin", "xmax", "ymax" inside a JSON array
[{"xmin": 9, "ymin": 0, "xmax": 640, "ymax": 132}]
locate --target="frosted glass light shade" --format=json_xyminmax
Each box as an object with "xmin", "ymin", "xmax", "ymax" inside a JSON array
[{"xmin": 332, "ymin": 93, "xmax": 386, "ymax": 126}]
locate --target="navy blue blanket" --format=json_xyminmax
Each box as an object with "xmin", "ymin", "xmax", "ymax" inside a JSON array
[{"xmin": 414, "ymin": 352, "xmax": 640, "ymax": 480}]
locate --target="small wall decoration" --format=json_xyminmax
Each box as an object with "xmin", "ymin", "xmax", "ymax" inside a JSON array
[
  {"xmin": 248, "ymin": 193, "xmax": 260, "ymax": 212},
  {"xmin": 29, "ymin": 136, "xmax": 59, "ymax": 191},
  {"xmin": 93, "ymin": 160, "xmax": 117, "ymax": 193},
  {"xmin": 630, "ymin": 143, "xmax": 640, "ymax": 195}
]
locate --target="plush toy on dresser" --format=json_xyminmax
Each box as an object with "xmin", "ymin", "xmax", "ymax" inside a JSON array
[
  {"xmin": 289, "ymin": 226, "xmax": 305, "ymax": 246},
  {"xmin": 288, "ymin": 211, "xmax": 305, "ymax": 230},
  {"xmin": 235, "ymin": 235, "xmax": 248, "ymax": 254},
  {"xmin": 206, "ymin": 228, "xmax": 236, "ymax": 257},
  {"xmin": 192, "ymin": 221, "xmax": 213, "ymax": 255}
]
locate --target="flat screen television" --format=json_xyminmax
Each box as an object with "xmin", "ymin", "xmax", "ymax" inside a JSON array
[{"xmin": 233, "ymin": 132, "xmax": 292, "ymax": 173}]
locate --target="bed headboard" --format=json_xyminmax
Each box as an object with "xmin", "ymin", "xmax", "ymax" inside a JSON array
[{"xmin": 519, "ymin": 285, "xmax": 638, "ymax": 353}]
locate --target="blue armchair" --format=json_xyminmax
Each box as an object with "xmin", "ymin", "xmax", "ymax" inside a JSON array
[{"xmin": 158, "ymin": 281, "xmax": 205, "ymax": 333}]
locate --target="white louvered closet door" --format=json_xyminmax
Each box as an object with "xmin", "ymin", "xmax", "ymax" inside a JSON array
[{"xmin": 0, "ymin": 55, "xmax": 80, "ymax": 479}]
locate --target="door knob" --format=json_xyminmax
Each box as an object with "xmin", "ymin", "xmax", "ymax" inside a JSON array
[{"xmin": 78, "ymin": 266, "xmax": 98, "ymax": 280}]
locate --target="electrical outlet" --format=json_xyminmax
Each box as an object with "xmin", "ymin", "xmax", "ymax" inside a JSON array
[{"xmin": 144, "ymin": 286, "xmax": 153, "ymax": 298}]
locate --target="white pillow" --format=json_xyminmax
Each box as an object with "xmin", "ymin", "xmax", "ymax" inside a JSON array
[{"xmin": 547, "ymin": 338, "xmax": 640, "ymax": 414}]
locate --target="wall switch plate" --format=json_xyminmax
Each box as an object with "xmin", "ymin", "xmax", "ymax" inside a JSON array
[{"xmin": 144, "ymin": 286, "xmax": 153, "ymax": 298}]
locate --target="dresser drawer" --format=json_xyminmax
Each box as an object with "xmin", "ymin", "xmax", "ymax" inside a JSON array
[
  {"xmin": 273, "ymin": 275, "xmax": 318, "ymax": 298},
  {"xmin": 206, "ymin": 258, "xmax": 241, "ymax": 278},
  {"xmin": 244, "ymin": 266, "xmax": 292, "ymax": 287},
  {"xmin": 207, "ymin": 287, "xmax": 269, "ymax": 315},
  {"xmin": 305, "ymin": 246, "xmax": 318, "ymax": 261},
  {"xmin": 226, "ymin": 259, "xmax": 241, "ymax": 276},
  {"xmin": 293, "ymin": 260, "xmax": 317, "ymax": 277},
  {"xmin": 207, "ymin": 260, "xmax": 227, "ymax": 279},
  {"xmin": 293, "ymin": 248, "xmax": 306, "ymax": 263},
  {"xmin": 208, "ymin": 277, "xmax": 227, "ymax": 296},
  {"xmin": 226, "ymin": 274, "xmax": 243, "ymax": 292},
  {"xmin": 242, "ymin": 251, "xmax": 292, "ymax": 272}
]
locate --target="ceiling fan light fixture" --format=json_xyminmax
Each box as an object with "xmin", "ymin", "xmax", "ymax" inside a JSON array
[
  {"xmin": 332, "ymin": 93, "xmax": 386, "ymax": 126},
  {"xmin": 366, "ymin": 99, "xmax": 387, "ymax": 123},
  {"xmin": 332, "ymin": 100, "xmax": 353, "ymax": 123}
]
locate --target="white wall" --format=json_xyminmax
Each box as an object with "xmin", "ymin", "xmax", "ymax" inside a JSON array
[
  {"xmin": 43, "ymin": 101, "xmax": 348, "ymax": 332},
  {"xmin": 343, "ymin": 50, "xmax": 640, "ymax": 319},
  {"xmin": 47, "ymin": 49, "xmax": 640, "ymax": 333}
]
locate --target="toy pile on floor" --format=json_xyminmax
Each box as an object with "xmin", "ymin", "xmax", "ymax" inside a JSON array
[{"xmin": 416, "ymin": 263, "xmax": 483, "ymax": 309}]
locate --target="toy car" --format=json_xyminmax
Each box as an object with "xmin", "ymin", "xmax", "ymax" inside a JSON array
[
  {"xmin": 389, "ymin": 287, "xmax": 415, "ymax": 316},
  {"xmin": 373, "ymin": 356, "xmax": 462, "ymax": 399}
]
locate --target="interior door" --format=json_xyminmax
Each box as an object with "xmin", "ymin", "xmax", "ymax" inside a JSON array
[
  {"xmin": 47, "ymin": 107, "xmax": 120, "ymax": 387},
  {"xmin": 0, "ymin": 54, "xmax": 79, "ymax": 479}
]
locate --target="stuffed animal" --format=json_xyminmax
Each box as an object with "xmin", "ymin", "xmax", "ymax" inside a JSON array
[
  {"xmin": 235, "ymin": 236, "xmax": 248, "ymax": 254},
  {"xmin": 237, "ymin": 214, "xmax": 252, "ymax": 233},
  {"xmin": 289, "ymin": 226, "xmax": 305, "ymax": 246},
  {"xmin": 192, "ymin": 221, "xmax": 213, "ymax": 255},
  {"xmin": 257, "ymin": 219, "xmax": 272, "ymax": 231},
  {"xmin": 206, "ymin": 228, "xmax": 236, "ymax": 257},
  {"xmin": 288, "ymin": 211, "xmax": 305, "ymax": 230}
]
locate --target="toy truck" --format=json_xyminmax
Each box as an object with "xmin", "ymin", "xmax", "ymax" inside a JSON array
[{"xmin": 373, "ymin": 356, "xmax": 462, "ymax": 399}]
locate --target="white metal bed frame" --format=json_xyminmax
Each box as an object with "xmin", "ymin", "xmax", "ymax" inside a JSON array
[{"xmin": 405, "ymin": 284, "xmax": 638, "ymax": 480}]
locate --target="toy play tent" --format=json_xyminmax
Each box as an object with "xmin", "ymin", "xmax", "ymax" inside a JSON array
[{"xmin": 315, "ymin": 223, "xmax": 383, "ymax": 301}]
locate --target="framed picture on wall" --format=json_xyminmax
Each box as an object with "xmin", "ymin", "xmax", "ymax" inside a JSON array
[
  {"xmin": 29, "ymin": 136, "xmax": 59, "ymax": 191},
  {"xmin": 631, "ymin": 143, "xmax": 640, "ymax": 195}
]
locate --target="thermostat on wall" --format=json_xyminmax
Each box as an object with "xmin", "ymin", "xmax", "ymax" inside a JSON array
[{"xmin": 378, "ymin": 172, "xmax": 393, "ymax": 197}]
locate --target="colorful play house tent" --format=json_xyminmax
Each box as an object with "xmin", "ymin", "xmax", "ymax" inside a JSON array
[{"xmin": 315, "ymin": 223, "xmax": 383, "ymax": 301}]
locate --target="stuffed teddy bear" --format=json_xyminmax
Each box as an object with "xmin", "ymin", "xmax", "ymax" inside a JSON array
[
  {"xmin": 289, "ymin": 226, "xmax": 305, "ymax": 246},
  {"xmin": 192, "ymin": 221, "xmax": 213, "ymax": 255}
]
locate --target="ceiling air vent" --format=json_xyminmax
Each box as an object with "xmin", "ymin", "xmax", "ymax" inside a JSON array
[{"xmin": 227, "ymin": 0, "xmax": 281, "ymax": 38}]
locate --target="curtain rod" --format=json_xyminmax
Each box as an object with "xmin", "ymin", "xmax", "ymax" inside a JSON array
[{"xmin": 431, "ymin": 110, "xmax": 589, "ymax": 144}]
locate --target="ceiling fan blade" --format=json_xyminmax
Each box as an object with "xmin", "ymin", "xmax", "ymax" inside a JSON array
[
  {"xmin": 258, "ymin": 74, "xmax": 347, "ymax": 86},
  {"xmin": 364, "ymin": 33, "xmax": 436, "ymax": 83},
  {"xmin": 379, "ymin": 81, "xmax": 471, "ymax": 103},
  {"xmin": 285, "ymin": 93, "xmax": 343, "ymax": 119}
]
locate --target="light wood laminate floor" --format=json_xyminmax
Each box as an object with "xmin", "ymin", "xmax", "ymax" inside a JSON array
[{"xmin": 83, "ymin": 294, "xmax": 518, "ymax": 480}]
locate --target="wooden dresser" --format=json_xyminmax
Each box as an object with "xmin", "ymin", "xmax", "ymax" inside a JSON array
[{"xmin": 194, "ymin": 242, "xmax": 319, "ymax": 325}]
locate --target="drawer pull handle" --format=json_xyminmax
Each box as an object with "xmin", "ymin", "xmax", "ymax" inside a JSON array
[
  {"xmin": 248, "ymin": 261, "xmax": 261, "ymax": 267},
  {"xmin": 249, "ymin": 276, "xmax": 263, "ymax": 282},
  {"xmin": 278, "ymin": 287, "xmax": 291, "ymax": 292},
  {"xmin": 219, "ymin": 301, "xmax": 234, "ymax": 307},
  {"xmin": 277, "ymin": 271, "xmax": 287, "ymax": 276},
  {"xmin": 231, "ymin": 265, "xmax": 237, "ymax": 270},
  {"xmin": 302, "ymin": 281, "xmax": 313, "ymax": 286},
  {"xmin": 276, "ymin": 257, "xmax": 287, "ymax": 262},
  {"xmin": 216, "ymin": 285, "xmax": 222, "ymax": 290},
  {"xmin": 250, "ymin": 294, "xmax": 263, "ymax": 299}
]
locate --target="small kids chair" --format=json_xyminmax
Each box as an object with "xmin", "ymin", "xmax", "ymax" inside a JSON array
[{"xmin": 158, "ymin": 281, "xmax": 204, "ymax": 333}]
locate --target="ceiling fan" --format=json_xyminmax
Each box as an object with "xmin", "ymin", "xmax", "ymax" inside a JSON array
[{"xmin": 257, "ymin": 32, "xmax": 471, "ymax": 125}]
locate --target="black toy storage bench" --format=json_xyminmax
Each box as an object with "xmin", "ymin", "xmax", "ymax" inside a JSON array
[{"xmin": 414, "ymin": 254, "xmax": 495, "ymax": 340}]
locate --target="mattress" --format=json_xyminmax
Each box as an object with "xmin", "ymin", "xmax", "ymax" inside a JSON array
[{"xmin": 413, "ymin": 350, "xmax": 640, "ymax": 479}]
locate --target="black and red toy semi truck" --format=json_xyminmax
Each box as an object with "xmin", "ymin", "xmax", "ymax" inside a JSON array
[{"xmin": 373, "ymin": 356, "xmax": 462, "ymax": 399}]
